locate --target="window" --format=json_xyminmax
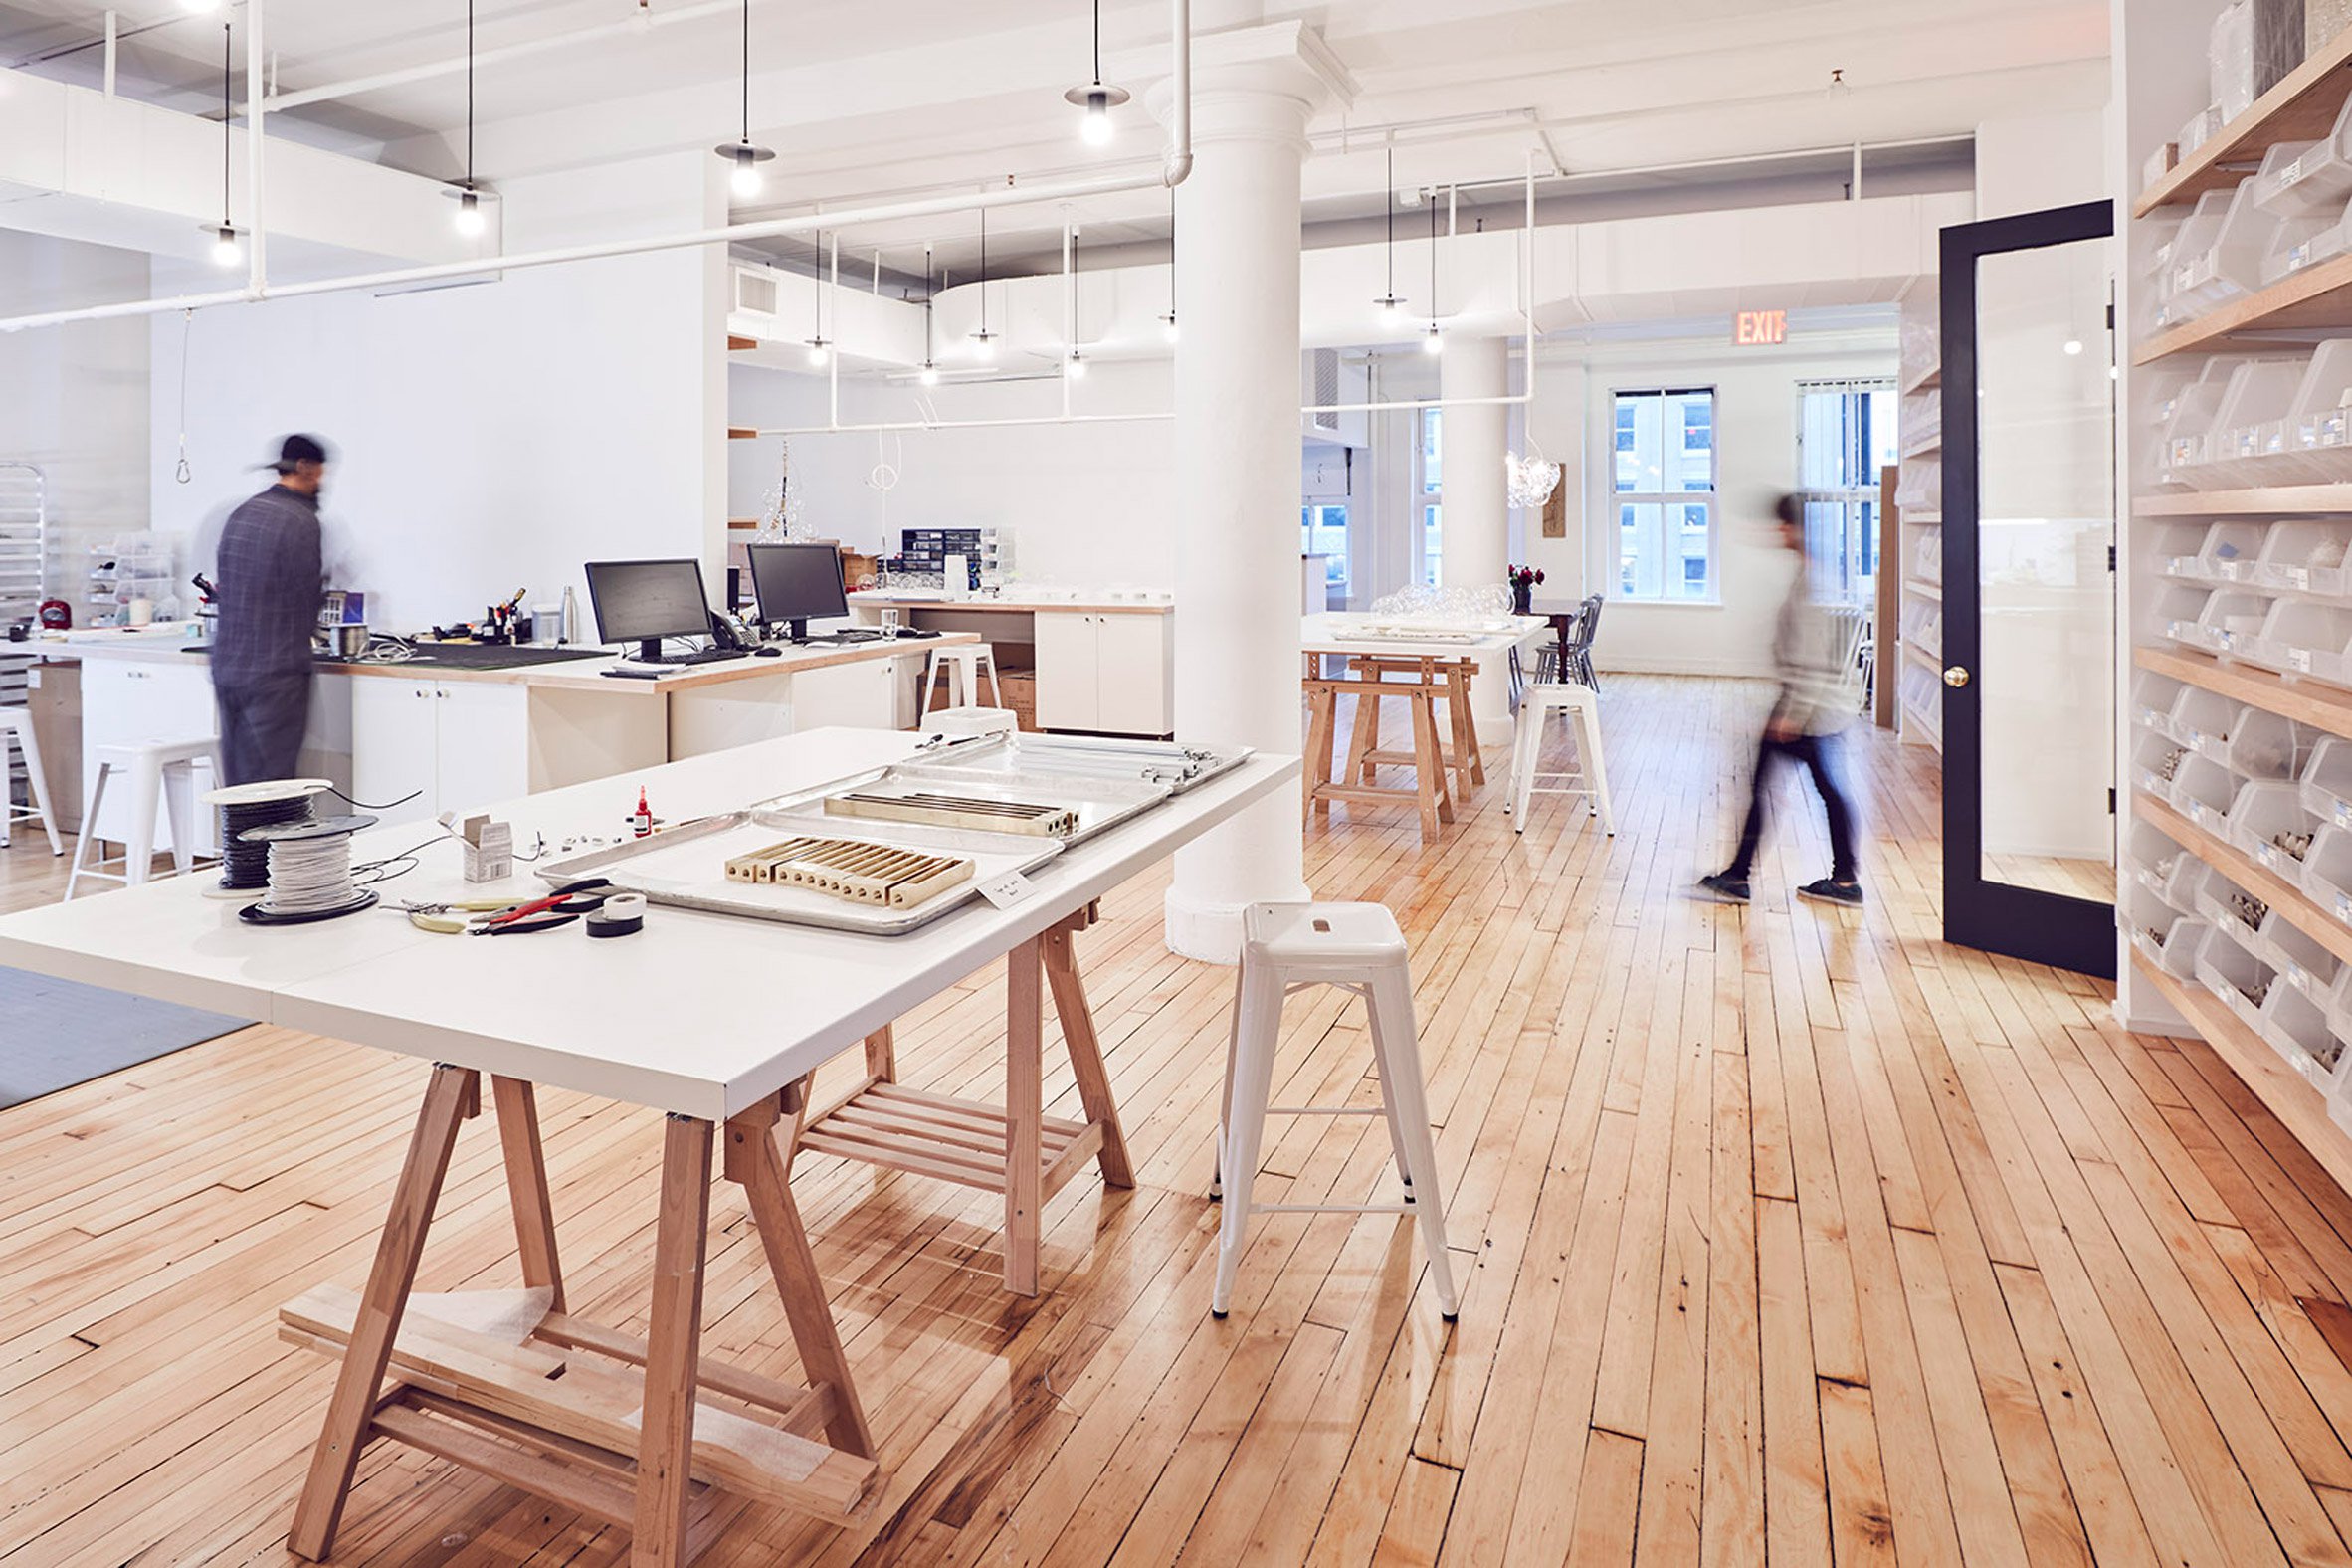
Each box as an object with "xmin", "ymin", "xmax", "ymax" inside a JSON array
[
  {"xmin": 1613, "ymin": 387, "xmax": 1717, "ymax": 601},
  {"xmin": 1796, "ymin": 380, "xmax": 1900, "ymax": 604},
  {"xmin": 1417, "ymin": 408, "xmax": 1444, "ymax": 587},
  {"xmin": 1300, "ymin": 504, "xmax": 1350, "ymax": 592}
]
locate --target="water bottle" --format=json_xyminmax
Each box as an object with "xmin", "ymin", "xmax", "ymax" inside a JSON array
[{"xmin": 560, "ymin": 585, "xmax": 580, "ymax": 645}]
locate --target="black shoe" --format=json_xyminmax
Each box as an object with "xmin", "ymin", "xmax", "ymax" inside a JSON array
[
  {"xmin": 1798, "ymin": 878, "xmax": 1864, "ymax": 907},
  {"xmin": 1697, "ymin": 872, "xmax": 1751, "ymax": 904}
]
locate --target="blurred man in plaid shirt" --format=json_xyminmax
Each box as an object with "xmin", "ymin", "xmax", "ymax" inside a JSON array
[{"xmin": 213, "ymin": 435, "xmax": 330, "ymax": 785}]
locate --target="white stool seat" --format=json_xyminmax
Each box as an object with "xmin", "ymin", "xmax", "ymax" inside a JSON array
[
  {"xmin": 0, "ymin": 707, "xmax": 63, "ymax": 857},
  {"xmin": 920, "ymin": 644, "xmax": 1003, "ymax": 715},
  {"xmin": 1212, "ymin": 899, "xmax": 1460, "ymax": 1321},
  {"xmin": 923, "ymin": 704, "xmax": 1018, "ymax": 739},
  {"xmin": 65, "ymin": 735, "xmax": 217, "ymax": 899},
  {"xmin": 1509, "ymin": 681, "xmax": 1614, "ymax": 836}
]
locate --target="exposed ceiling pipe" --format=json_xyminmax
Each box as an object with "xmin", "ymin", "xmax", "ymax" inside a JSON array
[
  {"xmin": 0, "ymin": 0, "xmax": 1192, "ymax": 334},
  {"xmin": 262, "ymin": 0, "xmax": 752, "ymax": 112}
]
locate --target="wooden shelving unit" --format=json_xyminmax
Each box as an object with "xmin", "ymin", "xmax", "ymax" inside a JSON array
[
  {"xmin": 2134, "ymin": 643, "xmax": 2352, "ymax": 744},
  {"xmin": 2123, "ymin": 21, "xmax": 2352, "ymax": 1183},
  {"xmin": 2136, "ymin": 485, "xmax": 2352, "ymax": 516},
  {"xmin": 2134, "ymin": 26, "xmax": 2352, "ymax": 216}
]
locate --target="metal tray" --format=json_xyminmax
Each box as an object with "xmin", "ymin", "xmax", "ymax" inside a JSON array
[
  {"xmin": 531, "ymin": 808, "xmax": 1061, "ymax": 935},
  {"xmin": 760, "ymin": 761, "xmax": 1171, "ymax": 849},
  {"xmin": 902, "ymin": 732, "xmax": 1254, "ymax": 794}
]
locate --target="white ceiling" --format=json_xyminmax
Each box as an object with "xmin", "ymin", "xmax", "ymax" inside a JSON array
[{"xmin": 0, "ymin": 0, "xmax": 2108, "ymax": 280}]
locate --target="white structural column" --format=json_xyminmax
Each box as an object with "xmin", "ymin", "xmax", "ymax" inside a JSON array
[
  {"xmin": 1440, "ymin": 333, "xmax": 1515, "ymax": 743},
  {"xmin": 1150, "ymin": 24, "xmax": 1354, "ymax": 962}
]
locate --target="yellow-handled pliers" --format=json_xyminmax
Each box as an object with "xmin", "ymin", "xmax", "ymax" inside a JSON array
[{"xmin": 401, "ymin": 896, "xmax": 530, "ymax": 935}]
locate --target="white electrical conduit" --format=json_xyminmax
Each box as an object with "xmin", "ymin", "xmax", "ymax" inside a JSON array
[
  {"xmin": 759, "ymin": 157, "xmax": 1541, "ymax": 437},
  {"xmin": 0, "ymin": 0, "xmax": 1192, "ymax": 335}
]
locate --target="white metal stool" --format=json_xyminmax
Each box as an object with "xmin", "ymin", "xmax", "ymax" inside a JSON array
[
  {"xmin": 920, "ymin": 644, "xmax": 1003, "ymax": 713},
  {"xmin": 1509, "ymin": 681, "xmax": 1615, "ymax": 836},
  {"xmin": 65, "ymin": 736, "xmax": 214, "ymax": 898},
  {"xmin": 0, "ymin": 706, "xmax": 63, "ymax": 856},
  {"xmin": 1211, "ymin": 901, "xmax": 1460, "ymax": 1321}
]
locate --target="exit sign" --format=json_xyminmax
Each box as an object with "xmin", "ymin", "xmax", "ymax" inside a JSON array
[{"xmin": 1733, "ymin": 309, "xmax": 1789, "ymax": 346}]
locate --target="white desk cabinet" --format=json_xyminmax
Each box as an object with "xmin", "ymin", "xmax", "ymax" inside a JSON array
[
  {"xmin": 352, "ymin": 678, "xmax": 528, "ymax": 827},
  {"xmin": 790, "ymin": 657, "xmax": 898, "ymax": 730},
  {"xmin": 80, "ymin": 660, "xmax": 219, "ymax": 849},
  {"xmin": 1035, "ymin": 612, "xmax": 1173, "ymax": 737}
]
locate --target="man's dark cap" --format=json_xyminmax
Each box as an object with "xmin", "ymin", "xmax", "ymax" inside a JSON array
[{"xmin": 255, "ymin": 433, "xmax": 332, "ymax": 473}]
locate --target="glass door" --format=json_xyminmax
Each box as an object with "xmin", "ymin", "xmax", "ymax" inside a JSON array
[{"xmin": 1940, "ymin": 200, "xmax": 2117, "ymax": 977}]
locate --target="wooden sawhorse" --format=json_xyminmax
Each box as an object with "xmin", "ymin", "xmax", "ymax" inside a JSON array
[
  {"xmin": 280, "ymin": 1066, "xmax": 880, "ymax": 1567},
  {"xmin": 776, "ymin": 902, "xmax": 1134, "ymax": 1296}
]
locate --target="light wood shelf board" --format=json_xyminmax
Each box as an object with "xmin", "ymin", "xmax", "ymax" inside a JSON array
[
  {"xmin": 2134, "ymin": 250, "xmax": 2352, "ymax": 363},
  {"xmin": 1901, "ymin": 363, "xmax": 1941, "ymax": 396},
  {"xmin": 2134, "ymin": 789, "xmax": 2352, "ymax": 969},
  {"xmin": 2134, "ymin": 484, "xmax": 2352, "ymax": 516},
  {"xmin": 2130, "ymin": 952, "xmax": 2352, "ymax": 1200},
  {"xmin": 1902, "ymin": 578, "xmax": 1942, "ymax": 601},
  {"xmin": 2135, "ymin": 30, "xmax": 2352, "ymax": 216},
  {"xmin": 2133, "ymin": 643, "xmax": 2352, "ymax": 743}
]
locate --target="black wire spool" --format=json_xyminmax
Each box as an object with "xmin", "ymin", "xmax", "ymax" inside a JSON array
[{"xmin": 202, "ymin": 779, "xmax": 332, "ymax": 895}]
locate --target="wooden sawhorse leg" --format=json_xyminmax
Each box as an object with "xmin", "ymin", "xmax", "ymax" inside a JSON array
[{"xmin": 286, "ymin": 1069, "xmax": 879, "ymax": 1568}]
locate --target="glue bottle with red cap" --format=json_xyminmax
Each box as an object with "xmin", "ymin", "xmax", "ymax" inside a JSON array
[{"xmin": 633, "ymin": 787, "xmax": 654, "ymax": 838}]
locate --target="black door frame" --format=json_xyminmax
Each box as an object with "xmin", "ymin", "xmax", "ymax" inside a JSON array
[{"xmin": 1939, "ymin": 197, "xmax": 2116, "ymax": 978}]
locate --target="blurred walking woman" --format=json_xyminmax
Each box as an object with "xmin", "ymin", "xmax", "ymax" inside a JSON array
[{"xmin": 1699, "ymin": 493, "xmax": 1863, "ymax": 907}]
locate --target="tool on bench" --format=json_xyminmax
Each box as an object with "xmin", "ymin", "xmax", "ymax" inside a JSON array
[{"xmin": 403, "ymin": 877, "xmax": 614, "ymax": 935}]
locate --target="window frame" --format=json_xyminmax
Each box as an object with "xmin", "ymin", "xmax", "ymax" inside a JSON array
[
  {"xmin": 1300, "ymin": 502, "xmax": 1351, "ymax": 593},
  {"xmin": 1793, "ymin": 377, "xmax": 1900, "ymax": 606},
  {"xmin": 1611, "ymin": 385, "xmax": 1720, "ymax": 605},
  {"xmin": 1416, "ymin": 407, "xmax": 1444, "ymax": 587}
]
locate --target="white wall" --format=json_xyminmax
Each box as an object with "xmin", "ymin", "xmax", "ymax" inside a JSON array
[
  {"xmin": 145, "ymin": 151, "xmax": 724, "ymax": 636},
  {"xmin": 1977, "ymin": 107, "xmax": 2111, "ymax": 219},
  {"xmin": 1563, "ymin": 332, "xmax": 1899, "ymax": 677},
  {"xmin": 726, "ymin": 358, "xmax": 1178, "ymax": 588},
  {"xmin": 0, "ymin": 231, "xmax": 151, "ymax": 591}
]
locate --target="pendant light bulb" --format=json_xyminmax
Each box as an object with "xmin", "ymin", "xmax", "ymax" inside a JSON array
[
  {"xmin": 806, "ymin": 339, "xmax": 830, "ymax": 368},
  {"xmin": 971, "ymin": 330, "xmax": 998, "ymax": 363},
  {"xmin": 1422, "ymin": 324, "xmax": 1443, "ymax": 356},
  {"xmin": 729, "ymin": 144, "xmax": 764, "ymax": 198},
  {"xmin": 919, "ymin": 361, "xmax": 940, "ymax": 387},
  {"xmin": 1067, "ymin": 350, "xmax": 1087, "ymax": 380},
  {"xmin": 1160, "ymin": 311, "xmax": 1180, "ymax": 344},
  {"xmin": 453, "ymin": 189, "xmax": 485, "ymax": 237},
  {"xmin": 210, "ymin": 225, "xmax": 242, "ymax": 268},
  {"xmin": 2062, "ymin": 338, "xmax": 2084, "ymax": 356},
  {"xmin": 1377, "ymin": 295, "xmax": 1405, "ymax": 328},
  {"xmin": 1081, "ymin": 90, "xmax": 1113, "ymax": 145}
]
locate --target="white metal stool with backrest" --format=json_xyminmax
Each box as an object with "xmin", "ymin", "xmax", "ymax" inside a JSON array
[
  {"xmin": 0, "ymin": 706, "xmax": 64, "ymax": 857},
  {"xmin": 1509, "ymin": 681, "xmax": 1615, "ymax": 835},
  {"xmin": 65, "ymin": 736, "xmax": 215, "ymax": 898},
  {"xmin": 1210, "ymin": 901, "xmax": 1460, "ymax": 1321},
  {"xmin": 920, "ymin": 644, "xmax": 1003, "ymax": 714}
]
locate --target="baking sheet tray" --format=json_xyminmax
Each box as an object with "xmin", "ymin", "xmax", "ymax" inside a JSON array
[
  {"xmin": 531, "ymin": 809, "xmax": 1060, "ymax": 935},
  {"xmin": 904, "ymin": 733, "xmax": 1254, "ymax": 794}
]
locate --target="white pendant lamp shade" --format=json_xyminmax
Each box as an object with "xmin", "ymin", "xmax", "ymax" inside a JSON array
[
  {"xmin": 715, "ymin": 0, "xmax": 776, "ymax": 200},
  {"xmin": 209, "ymin": 225, "xmax": 243, "ymax": 268},
  {"xmin": 1422, "ymin": 325, "xmax": 1443, "ymax": 355},
  {"xmin": 806, "ymin": 340, "xmax": 831, "ymax": 367},
  {"xmin": 919, "ymin": 362, "xmax": 941, "ymax": 386},
  {"xmin": 1067, "ymin": 350, "xmax": 1087, "ymax": 379},
  {"xmin": 971, "ymin": 330, "xmax": 998, "ymax": 362},
  {"xmin": 1506, "ymin": 449, "xmax": 1562, "ymax": 508},
  {"xmin": 1065, "ymin": 0, "xmax": 1128, "ymax": 146}
]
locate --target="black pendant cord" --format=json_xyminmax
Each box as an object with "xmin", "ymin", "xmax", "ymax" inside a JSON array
[
  {"xmin": 813, "ymin": 229, "xmax": 823, "ymax": 342},
  {"xmin": 978, "ymin": 206, "xmax": 989, "ymax": 334},
  {"xmin": 923, "ymin": 246, "xmax": 934, "ymax": 363},
  {"xmin": 1385, "ymin": 146, "xmax": 1395, "ymax": 300},
  {"xmin": 220, "ymin": 20, "xmax": 232, "ymax": 227},
  {"xmin": 1428, "ymin": 190, "xmax": 1439, "ymax": 325},
  {"xmin": 1091, "ymin": 0, "xmax": 1102, "ymax": 87},
  {"xmin": 465, "ymin": 0, "xmax": 475, "ymax": 190},
  {"xmin": 1168, "ymin": 183, "xmax": 1178, "ymax": 317},
  {"xmin": 740, "ymin": 0, "xmax": 751, "ymax": 142}
]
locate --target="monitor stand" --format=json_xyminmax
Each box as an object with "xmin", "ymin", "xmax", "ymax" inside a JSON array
[
  {"xmin": 774, "ymin": 618, "xmax": 810, "ymax": 644},
  {"xmin": 638, "ymin": 637, "xmax": 664, "ymax": 662}
]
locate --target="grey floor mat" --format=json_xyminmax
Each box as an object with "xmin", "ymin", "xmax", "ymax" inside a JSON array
[{"xmin": 0, "ymin": 966, "xmax": 249, "ymax": 1108}]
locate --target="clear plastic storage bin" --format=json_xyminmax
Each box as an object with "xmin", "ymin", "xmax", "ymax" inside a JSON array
[
  {"xmin": 2134, "ymin": 729, "xmax": 2194, "ymax": 800},
  {"xmin": 2202, "ymin": 361, "xmax": 2309, "ymax": 487},
  {"xmin": 2197, "ymin": 520, "xmax": 2270, "ymax": 581},
  {"xmin": 2192, "ymin": 589, "xmax": 2276, "ymax": 656},
  {"xmin": 2225, "ymin": 704, "xmax": 2310, "ymax": 778},
  {"xmin": 2254, "ymin": 518, "xmax": 2352, "ymax": 595},
  {"xmin": 2153, "ymin": 521, "xmax": 2218, "ymax": 580},
  {"xmin": 2249, "ymin": 599, "xmax": 2352, "ymax": 684},
  {"xmin": 2260, "ymin": 199, "xmax": 2352, "ymax": 288},
  {"xmin": 2175, "ymin": 753, "xmax": 2245, "ymax": 828},
  {"xmin": 2250, "ymin": 114, "xmax": 2352, "ymax": 220},
  {"xmin": 2302, "ymin": 825, "xmax": 2352, "ymax": 926},
  {"xmin": 2198, "ymin": 927, "xmax": 2280, "ymax": 1032},
  {"xmin": 2122, "ymin": 883, "xmax": 2196, "ymax": 973},
  {"xmin": 2169, "ymin": 184, "xmax": 2278, "ymax": 323},
  {"xmin": 2265, "ymin": 983, "xmax": 2348, "ymax": 1087},
  {"xmin": 2288, "ymin": 341, "xmax": 2352, "ymax": 481},
  {"xmin": 2132, "ymin": 670, "xmax": 2190, "ymax": 737},
  {"xmin": 2305, "ymin": 737, "xmax": 2352, "ymax": 830},
  {"xmin": 2230, "ymin": 778, "xmax": 2321, "ymax": 871},
  {"xmin": 2170, "ymin": 686, "xmax": 2241, "ymax": 758}
]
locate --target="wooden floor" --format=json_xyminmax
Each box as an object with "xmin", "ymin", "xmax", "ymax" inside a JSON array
[{"xmin": 7, "ymin": 675, "xmax": 2352, "ymax": 1566}]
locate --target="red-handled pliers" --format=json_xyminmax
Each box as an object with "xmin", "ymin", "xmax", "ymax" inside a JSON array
[{"xmin": 471, "ymin": 878, "xmax": 615, "ymax": 936}]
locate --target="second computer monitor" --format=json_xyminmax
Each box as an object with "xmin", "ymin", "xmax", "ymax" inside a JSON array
[
  {"xmin": 746, "ymin": 542, "xmax": 848, "ymax": 641},
  {"xmin": 585, "ymin": 558, "xmax": 711, "ymax": 661}
]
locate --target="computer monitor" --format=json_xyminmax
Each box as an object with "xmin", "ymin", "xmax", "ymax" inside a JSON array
[
  {"xmin": 585, "ymin": 559, "xmax": 712, "ymax": 661},
  {"xmin": 746, "ymin": 542, "xmax": 849, "ymax": 642}
]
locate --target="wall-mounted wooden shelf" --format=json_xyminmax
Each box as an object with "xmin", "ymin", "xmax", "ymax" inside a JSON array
[
  {"xmin": 1904, "ymin": 512, "xmax": 1942, "ymax": 526},
  {"xmin": 2134, "ymin": 251, "xmax": 2352, "ymax": 363},
  {"xmin": 2135, "ymin": 484, "xmax": 2352, "ymax": 516},
  {"xmin": 2134, "ymin": 28, "xmax": 2352, "ymax": 217},
  {"xmin": 2131, "ymin": 951, "xmax": 2352, "ymax": 1197},
  {"xmin": 2134, "ymin": 643, "xmax": 2352, "ymax": 744},
  {"xmin": 1901, "ymin": 364, "xmax": 1941, "ymax": 396},
  {"xmin": 2136, "ymin": 789, "xmax": 2352, "ymax": 968}
]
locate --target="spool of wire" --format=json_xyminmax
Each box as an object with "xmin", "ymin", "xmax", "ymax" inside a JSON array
[
  {"xmin": 236, "ymin": 813, "xmax": 382, "ymax": 926},
  {"xmin": 202, "ymin": 779, "xmax": 334, "ymax": 898}
]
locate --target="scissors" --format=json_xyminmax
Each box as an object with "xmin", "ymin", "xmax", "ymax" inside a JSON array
[{"xmin": 404, "ymin": 878, "xmax": 614, "ymax": 935}]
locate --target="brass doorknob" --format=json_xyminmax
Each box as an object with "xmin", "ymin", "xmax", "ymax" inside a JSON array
[{"xmin": 1943, "ymin": 665, "xmax": 1971, "ymax": 688}]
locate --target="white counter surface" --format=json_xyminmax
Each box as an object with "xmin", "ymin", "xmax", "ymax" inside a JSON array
[{"xmin": 0, "ymin": 726, "xmax": 1297, "ymax": 1120}]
